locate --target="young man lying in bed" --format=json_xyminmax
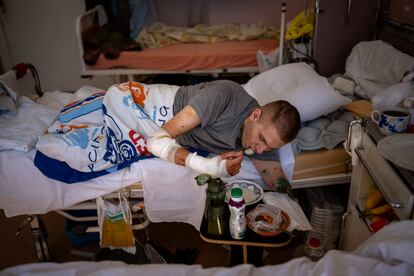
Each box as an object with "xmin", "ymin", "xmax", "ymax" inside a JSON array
[
  {"xmin": 147, "ymin": 80, "xmax": 301, "ymax": 193},
  {"xmin": 35, "ymin": 79, "xmax": 300, "ymax": 192}
]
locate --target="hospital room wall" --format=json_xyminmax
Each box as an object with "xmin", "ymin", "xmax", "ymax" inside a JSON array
[
  {"xmin": 313, "ymin": 0, "xmax": 412, "ymax": 76},
  {"xmin": 154, "ymin": 0, "xmax": 307, "ymax": 27},
  {"xmin": 0, "ymin": 0, "xmax": 115, "ymax": 92},
  {"xmin": 312, "ymin": 0, "xmax": 379, "ymax": 76}
]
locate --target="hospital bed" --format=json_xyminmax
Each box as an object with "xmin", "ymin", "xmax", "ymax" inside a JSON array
[
  {"xmin": 0, "ymin": 61, "xmax": 354, "ymax": 261},
  {"xmin": 76, "ymin": 4, "xmax": 281, "ymax": 79},
  {"xmin": 0, "ymin": 63, "xmax": 360, "ymax": 260},
  {"xmin": 4, "ymin": 35, "xmax": 413, "ymax": 261}
]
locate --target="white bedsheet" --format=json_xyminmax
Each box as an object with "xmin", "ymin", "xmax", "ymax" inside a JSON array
[
  {"xmin": 0, "ymin": 149, "xmax": 142, "ymax": 217},
  {"xmin": 2, "ymin": 220, "xmax": 413, "ymax": 275},
  {"xmin": 0, "ymin": 148, "xmax": 265, "ymax": 230},
  {"xmin": 345, "ymin": 40, "xmax": 414, "ymax": 99}
]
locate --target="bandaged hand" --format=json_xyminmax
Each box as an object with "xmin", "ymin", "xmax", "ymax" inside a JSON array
[
  {"xmin": 185, "ymin": 151, "xmax": 243, "ymax": 178},
  {"xmin": 147, "ymin": 129, "xmax": 243, "ymax": 178},
  {"xmin": 185, "ymin": 153, "xmax": 229, "ymax": 178},
  {"xmin": 220, "ymin": 151, "xmax": 243, "ymax": 176},
  {"xmin": 146, "ymin": 129, "xmax": 182, "ymax": 163}
]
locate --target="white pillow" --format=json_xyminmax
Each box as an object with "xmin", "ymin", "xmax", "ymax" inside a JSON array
[{"xmin": 244, "ymin": 63, "xmax": 352, "ymax": 122}]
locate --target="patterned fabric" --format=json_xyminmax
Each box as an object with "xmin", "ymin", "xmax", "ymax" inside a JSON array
[
  {"xmin": 35, "ymin": 82, "xmax": 179, "ymax": 183},
  {"xmin": 137, "ymin": 22, "xmax": 278, "ymax": 48}
]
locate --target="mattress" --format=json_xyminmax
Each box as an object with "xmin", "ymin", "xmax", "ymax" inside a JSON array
[
  {"xmin": 292, "ymin": 146, "xmax": 351, "ymax": 180},
  {"xmin": 88, "ymin": 39, "xmax": 278, "ymax": 71}
]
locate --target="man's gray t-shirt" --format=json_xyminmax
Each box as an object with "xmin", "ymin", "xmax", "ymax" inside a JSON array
[{"xmin": 173, "ymin": 80, "xmax": 278, "ymax": 161}]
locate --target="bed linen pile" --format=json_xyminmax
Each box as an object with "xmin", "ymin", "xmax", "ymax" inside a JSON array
[{"xmin": 137, "ymin": 22, "xmax": 278, "ymax": 49}]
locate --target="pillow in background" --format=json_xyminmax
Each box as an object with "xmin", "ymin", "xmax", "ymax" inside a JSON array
[
  {"xmin": 243, "ymin": 62, "xmax": 352, "ymax": 122},
  {"xmin": 345, "ymin": 40, "xmax": 414, "ymax": 99}
]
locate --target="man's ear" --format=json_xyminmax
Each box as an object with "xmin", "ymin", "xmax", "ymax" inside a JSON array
[{"xmin": 247, "ymin": 108, "xmax": 262, "ymax": 123}]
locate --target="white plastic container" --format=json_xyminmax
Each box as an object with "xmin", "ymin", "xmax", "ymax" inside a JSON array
[
  {"xmin": 304, "ymin": 187, "xmax": 345, "ymax": 260},
  {"xmin": 228, "ymin": 187, "xmax": 246, "ymax": 239}
]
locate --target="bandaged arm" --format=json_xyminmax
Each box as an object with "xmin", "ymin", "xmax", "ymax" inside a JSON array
[
  {"xmin": 146, "ymin": 129, "xmax": 229, "ymax": 177},
  {"xmin": 146, "ymin": 105, "xmax": 229, "ymax": 177}
]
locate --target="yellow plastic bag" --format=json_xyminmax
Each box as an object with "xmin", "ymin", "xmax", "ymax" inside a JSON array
[
  {"xmin": 286, "ymin": 10, "xmax": 314, "ymax": 40},
  {"xmin": 97, "ymin": 193, "xmax": 136, "ymax": 254}
]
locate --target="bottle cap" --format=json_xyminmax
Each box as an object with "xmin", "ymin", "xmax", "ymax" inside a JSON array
[
  {"xmin": 309, "ymin": 237, "xmax": 321, "ymax": 248},
  {"xmin": 231, "ymin": 187, "xmax": 243, "ymax": 198}
]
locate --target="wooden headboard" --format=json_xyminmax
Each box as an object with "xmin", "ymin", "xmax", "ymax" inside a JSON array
[
  {"xmin": 378, "ymin": 0, "xmax": 414, "ymax": 56},
  {"xmin": 379, "ymin": 19, "xmax": 414, "ymax": 57}
]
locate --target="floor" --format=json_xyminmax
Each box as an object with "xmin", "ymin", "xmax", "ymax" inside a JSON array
[{"xmin": 0, "ymin": 210, "xmax": 305, "ymax": 270}]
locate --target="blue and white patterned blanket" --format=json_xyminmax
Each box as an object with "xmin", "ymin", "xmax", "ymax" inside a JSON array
[{"xmin": 35, "ymin": 82, "xmax": 179, "ymax": 183}]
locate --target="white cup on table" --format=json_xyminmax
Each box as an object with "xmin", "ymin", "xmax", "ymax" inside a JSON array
[{"xmin": 371, "ymin": 108, "xmax": 411, "ymax": 135}]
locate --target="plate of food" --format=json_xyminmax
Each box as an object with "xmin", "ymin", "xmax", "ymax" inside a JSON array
[
  {"xmin": 246, "ymin": 205, "xmax": 290, "ymax": 237},
  {"xmin": 225, "ymin": 180, "xmax": 264, "ymax": 205}
]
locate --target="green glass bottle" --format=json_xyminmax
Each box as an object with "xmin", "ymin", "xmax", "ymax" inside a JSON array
[{"xmin": 196, "ymin": 174, "xmax": 226, "ymax": 236}]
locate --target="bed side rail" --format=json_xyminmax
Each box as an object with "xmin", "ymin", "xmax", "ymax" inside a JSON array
[{"xmin": 1, "ymin": 63, "xmax": 42, "ymax": 98}]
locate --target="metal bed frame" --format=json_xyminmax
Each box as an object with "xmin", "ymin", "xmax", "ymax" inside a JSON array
[{"xmin": 76, "ymin": 5, "xmax": 262, "ymax": 81}]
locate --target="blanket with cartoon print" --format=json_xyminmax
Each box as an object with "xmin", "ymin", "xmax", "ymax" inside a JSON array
[{"xmin": 35, "ymin": 81, "xmax": 179, "ymax": 183}]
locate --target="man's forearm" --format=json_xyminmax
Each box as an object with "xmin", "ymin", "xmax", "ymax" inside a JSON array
[{"xmin": 174, "ymin": 148, "xmax": 190, "ymax": 165}]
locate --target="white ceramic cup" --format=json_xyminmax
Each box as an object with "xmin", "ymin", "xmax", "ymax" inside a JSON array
[{"xmin": 371, "ymin": 108, "xmax": 411, "ymax": 135}]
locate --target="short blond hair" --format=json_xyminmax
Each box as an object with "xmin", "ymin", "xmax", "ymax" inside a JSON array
[{"xmin": 260, "ymin": 100, "xmax": 301, "ymax": 143}]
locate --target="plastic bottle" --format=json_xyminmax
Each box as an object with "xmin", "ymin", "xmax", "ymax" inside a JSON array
[
  {"xmin": 303, "ymin": 231, "xmax": 326, "ymax": 261},
  {"xmin": 228, "ymin": 187, "xmax": 246, "ymax": 239}
]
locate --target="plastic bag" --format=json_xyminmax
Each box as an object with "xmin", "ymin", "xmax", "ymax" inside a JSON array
[
  {"xmin": 246, "ymin": 204, "xmax": 282, "ymax": 232},
  {"xmin": 372, "ymin": 81, "xmax": 414, "ymax": 111},
  {"xmin": 97, "ymin": 193, "xmax": 136, "ymax": 254},
  {"xmin": 263, "ymin": 192, "xmax": 313, "ymax": 232},
  {"xmin": 286, "ymin": 10, "xmax": 314, "ymax": 40}
]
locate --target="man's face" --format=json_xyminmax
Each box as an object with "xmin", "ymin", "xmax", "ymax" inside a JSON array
[{"xmin": 241, "ymin": 109, "xmax": 286, "ymax": 154}]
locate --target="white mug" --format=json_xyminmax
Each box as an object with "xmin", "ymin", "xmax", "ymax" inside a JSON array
[{"xmin": 371, "ymin": 108, "xmax": 411, "ymax": 135}]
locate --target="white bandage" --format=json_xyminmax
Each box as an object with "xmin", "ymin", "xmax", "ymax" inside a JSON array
[
  {"xmin": 185, "ymin": 152, "xmax": 229, "ymax": 178},
  {"xmin": 146, "ymin": 129, "xmax": 182, "ymax": 163}
]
